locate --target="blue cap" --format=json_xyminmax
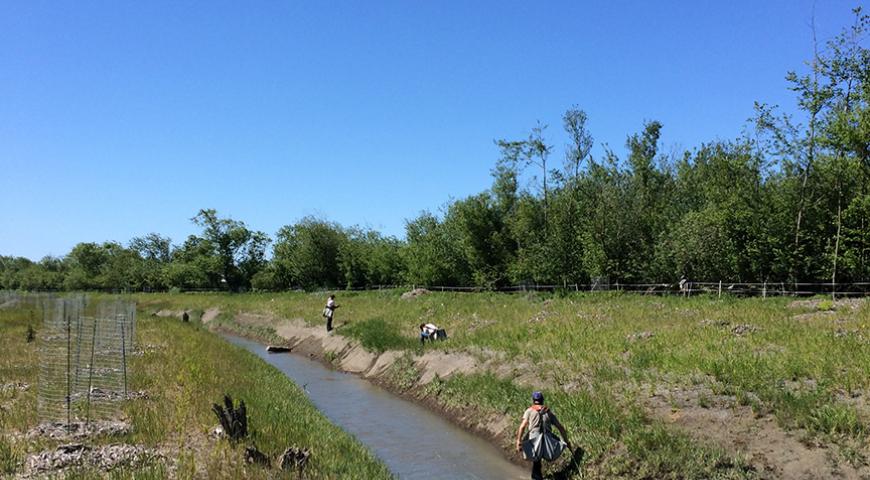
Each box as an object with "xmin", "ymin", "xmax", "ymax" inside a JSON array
[{"xmin": 532, "ymin": 391, "xmax": 544, "ymax": 403}]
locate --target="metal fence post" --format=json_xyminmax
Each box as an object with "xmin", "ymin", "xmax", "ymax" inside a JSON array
[
  {"xmin": 120, "ymin": 320, "xmax": 128, "ymax": 398},
  {"xmin": 85, "ymin": 316, "xmax": 97, "ymax": 428},
  {"xmin": 65, "ymin": 301, "xmax": 71, "ymax": 433}
]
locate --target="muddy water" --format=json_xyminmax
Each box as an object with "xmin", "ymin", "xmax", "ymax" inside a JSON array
[{"xmin": 224, "ymin": 334, "xmax": 527, "ymax": 480}]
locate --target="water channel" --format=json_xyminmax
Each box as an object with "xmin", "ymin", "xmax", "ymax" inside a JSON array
[{"xmin": 223, "ymin": 334, "xmax": 528, "ymax": 479}]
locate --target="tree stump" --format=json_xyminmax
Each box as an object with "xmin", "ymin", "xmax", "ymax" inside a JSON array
[
  {"xmin": 245, "ymin": 446, "xmax": 270, "ymax": 467},
  {"xmin": 211, "ymin": 395, "xmax": 247, "ymax": 441},
  {"xmin": 280, "ymin": 446, "xmax": 310, "ymax": 477}
]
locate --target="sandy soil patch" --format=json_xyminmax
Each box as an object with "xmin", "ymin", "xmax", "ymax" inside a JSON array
[
  {"xmin": 415, "ymin": 351, "xmax": 479, "ymax": 384},
  {"xmin": 365, "ymin": 351, "xmax": 403, "ymax": 378},
  {"xmin": 788, "ymin": 298, "xmax": 866, "ymax": 311},
  {"xmin": 339, "ymin": 345, "xmax": 377, "ymax": 373},
  {"xmin": 0, "ymin": 299, "xmax": 22, "ymax": 309},
  {"xmin": 642, "ymin": 384, "xmax": 870, "ymax": 479},
  {"xmin": 401, "ymin": 288, "xmax": 431, "ymax": 299},
  {"xmin": 21, "ymin": 443, "xmax": 166, "ymax": 478},
  {"xmin": 201, "ymin": 308, "xmax": 221, "ymax": 324}
]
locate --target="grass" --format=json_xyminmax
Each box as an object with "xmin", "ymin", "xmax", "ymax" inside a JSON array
[
  {"xmin": 342, "ymin": 317, "xmax": 419, "ymax": 353},
  {"xmin": 0, "ymin": 300, "xmax": 391, "ymax": 479},
  {"xmin": 128, "ymin": 290, "xmax": 870, "ymax": 478}
]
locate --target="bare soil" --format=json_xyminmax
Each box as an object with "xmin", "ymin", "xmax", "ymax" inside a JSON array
[{"xmin": 641, "ymin": 383, "xmax": 870, "ymax": 479}]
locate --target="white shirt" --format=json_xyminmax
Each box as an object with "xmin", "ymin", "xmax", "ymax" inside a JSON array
[{"xmin": 422, "ymin": 323, "xmax": 438, "ymax": 335}]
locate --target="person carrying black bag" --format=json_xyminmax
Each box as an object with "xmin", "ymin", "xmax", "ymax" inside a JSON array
[{"xmin": 515, "ymin": 391, "xmax": 571, "ymax": 480}]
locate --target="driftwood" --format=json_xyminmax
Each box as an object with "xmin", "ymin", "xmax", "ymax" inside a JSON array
[
  {"xmin": 266, "ymin": 345, "xmax": 291, "ymax": 353},
  {"xmin": 211, "ymin": 395, "xmax": 247, "ymax": 441},
  {"xmin": 245, "ymin": 446, "xmax": 270, "ymax": 467},
  {"xmin": 280, "ymin": 446, "xmax": 310, "ymax": 477}
]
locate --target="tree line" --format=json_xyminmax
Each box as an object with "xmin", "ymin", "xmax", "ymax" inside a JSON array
[{"xmin": 2, "ymin": 9, "xmax": 868, "ymax": 291}]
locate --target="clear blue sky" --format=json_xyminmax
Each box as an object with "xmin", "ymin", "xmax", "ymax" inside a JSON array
[{"xmin": 1, "ymin": 1, "xmax": 864, "ymax": 260}]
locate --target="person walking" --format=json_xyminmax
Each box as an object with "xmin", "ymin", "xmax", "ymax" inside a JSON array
[
  {"xmin": 323, "ymin": 294, "xmax": 339, "ymax": 332},
  {"xmin": 515, "ymin": 391, "xmax": 571, "ymax": 480}
]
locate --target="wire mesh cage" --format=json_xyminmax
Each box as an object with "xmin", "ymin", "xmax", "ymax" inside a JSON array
[{"xmin": 36, "ymin": 296, "xmax": 136, "ymax": 429}]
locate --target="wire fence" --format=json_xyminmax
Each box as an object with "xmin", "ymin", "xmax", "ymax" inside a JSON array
[
  {"xmin": 34, "ymin": 294, "xmax": 136, "ymax": 431},
  {"xmin": 5, "ymin": 280, "xmax": 870, "ymax": 299},
  {"xmin": 345, "ymin": 281, "xmax": 870, "ymax": 298}
]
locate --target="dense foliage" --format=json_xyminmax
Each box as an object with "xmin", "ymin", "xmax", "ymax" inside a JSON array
[{"xmin": 2, "ymin": 10, "xmax": 868, "ymax": 291}]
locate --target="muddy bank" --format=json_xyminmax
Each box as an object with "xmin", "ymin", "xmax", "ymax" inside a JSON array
[{"xmin": 226, "ymin": 314, "xmax": 528, "ymax": 465}]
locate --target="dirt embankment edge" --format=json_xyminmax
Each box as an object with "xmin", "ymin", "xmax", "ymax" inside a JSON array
[{"xmin": 215, "ymin": 313, "xmax": 529, "ymax": 468}]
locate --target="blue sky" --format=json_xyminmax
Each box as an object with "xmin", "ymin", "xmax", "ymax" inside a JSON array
[{"xmin": 1, "ymin": 1, "xmax": 864, "ymax": 260}]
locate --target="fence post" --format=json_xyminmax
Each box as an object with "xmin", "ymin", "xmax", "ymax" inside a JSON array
[
  {"xmin": 718, "ymin": 280, "xmax": 722, "ymax": 300},
  {"xmin": 65, "ymin": 301, "xmax": 71, "ymax": 433},
  {"xmin": 85, "ymin": 317, "xmax": 97, "ymax": 428},
  {"xmin": 763, "ymin": 282, "xmax": 767, "ymax": 299},
  {"xmin": 781, "ymin": 282, "xmax": 785, "ymax": 297},
  {"xmin": 120, "ymin": 320, "xmax": 128, "ymax": 399}
]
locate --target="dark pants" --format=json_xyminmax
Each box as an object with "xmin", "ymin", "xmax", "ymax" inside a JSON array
[
  {"xmin": 326, "ymin": 315, "xmax": 333, "ymax": 331},
  {"xmin": 531, "ymin": 460, "xmax": 543, "ymax": 480}
]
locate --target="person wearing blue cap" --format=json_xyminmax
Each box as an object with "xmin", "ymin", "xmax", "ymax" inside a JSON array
[{"xmin": 515, "ymin": 390, "xmax": 571, "ymax": 480}]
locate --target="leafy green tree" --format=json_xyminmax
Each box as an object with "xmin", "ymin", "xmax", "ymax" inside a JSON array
[
  {"xmin": 839, "ymin": 194, "xmax": 870, "ymax": 280},
  {"xmin": 130, "ymin": 233, "xmax": 172, "ymax": 291},
  {"xmin": 404, "ymin": 211, "xmax": 469, "ymax": 286},
  {"xmin": 63, "ymin": 242, "xmax": 111, "ymax": 290},
  {"xmin": 273, "ymin": 217, "xmax": 345, "ymax": 289},
  {"xmin": 191, "ymin": 209, "xmax": 270, "ymax": 290},
  {"xmin": 445, "ymin": 193, "xmax": 511, "ymax": 287},
  {"xmin": 166, "ymin": 235, "xmax": 222, "ymax": 289}
]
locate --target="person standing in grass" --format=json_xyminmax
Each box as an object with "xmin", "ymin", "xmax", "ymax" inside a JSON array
[
  {"xmin": 323, "ymin": 294, "xmax": 339, "ymax": 332},
  {"xmin": 515, "ymin": 391, "xmax": 571, "ymax": 480}
]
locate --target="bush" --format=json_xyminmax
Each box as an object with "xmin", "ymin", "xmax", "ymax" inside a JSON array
[{"xmin": 342, "ymin": 318, "xmax": 417, "ymax": 353}]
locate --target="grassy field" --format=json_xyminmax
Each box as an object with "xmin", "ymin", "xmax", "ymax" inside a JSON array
[
  {"xmin": 0, "ymin": 300, "xmax": 391, "ymax": 479},
  {"xmin": 133, "ymin": 290, "xmax": 870, "ymax": 479}
]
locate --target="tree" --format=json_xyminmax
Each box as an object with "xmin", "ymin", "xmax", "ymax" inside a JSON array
[
  {"xmin": 191, "ymin": 209, "xmax": 270, "ymax": 290},
  {"xmin": 562, "ymin": 107, "xmax": 594, "ymax": 181},
  {"xmin": 404, "ymin": 211, "xmax": 469, "ymax": 286},
  {"xmin": 130, "ymin": 233, "xmax": 172, "ymax": 290},
  {"xmin": 273, "ymin": 217, "xmax": 345, "ymax": 289}
]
